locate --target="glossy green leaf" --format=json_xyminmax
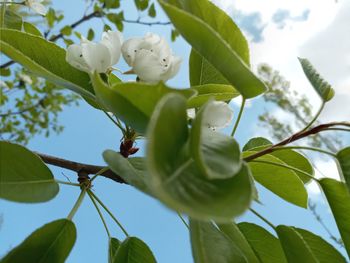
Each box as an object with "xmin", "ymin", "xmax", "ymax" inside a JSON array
[
  {"xmin": 114, "ymin": 237, "xmax": 157, "ymax": 263},
  {"xmin": 189, "ymin": 49, "xmax": 230, "ymax": 86},
  {"xmin": 190, "ymin": 101, "xmax": 242, "ymax": 179},
  {"xmin": 147, "ymin": 94, "xmax": 254, "ymax": 220},
  {"xmin": 217, "ymin": 223, "xmax": 260, "ymax": 263},
  {"xmin": 190, "ymin": 220, "xmax": 247, "ymax": 263},
  {"xmin": 294, "ymin": 227, "xmax": 346, "ymax": 263},
  {"xmin": 103, "ymin": 150, "xmax": 151, "ymax": 195},
  {"xmin": 23, "ymin": 22, "xmax": 43, "ymax": 37},
  {"xmin": 0, "ymin": 141, "xmax": 59, "ymax": 203},
  {"xmin": 298, "ymin": 58, "xmax": 334, "ymax": 102},
  {"xmin": 243, "ymin": 137, "xmax": 314, "ymax": 183},
  {"xmin": 91, "ymin": 72, "xmax": 196, "ymax": 133},
  {"xmin": 238, "ymin": 222, "xmax": 287, "ymax": 263},
  {"xmin": 0, "ymin": 8, "xmax": 22, "ymax": 30},
  {"xmin": 159, "ymin": 0, "xmax": 267, "ymax": 98},
  {"xmin": 276, "ymin": 225, "xmax": 318, "ymax": 263},
  {"xmin": 244, "ymin": 152, "xmax": 308, "ymax": 208},
  {"xmin": 1, "ymin": 219, "xmax": 76, "ymax": 263},
  {"xmin": 109, "ymin": 237, "xmax": 121, "ymax": 263},
  {"xmin": 187, "ymin": 84, "xmax": 240, "ymax": 108},
  {"xmin": 0, "ymin": 29, "xmax": 95, "ymax": 100},
  {"xmin": 320, "ymin": 178, "xmax": 350, "ymax": 258},
  {"xmin": 336, "ymin": 147, "xmax": 350, "ymax": 191}
]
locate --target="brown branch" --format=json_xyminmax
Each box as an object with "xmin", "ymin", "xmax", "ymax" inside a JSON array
[
  {"xmin": 36, "ymin": 152, "xmax": 126, "ymax": 184},
  {"xmin": 243, "ymin": 121, "xmax": 350, "ymax": 162},
  {"xmin": 122, "ymin": 19, "xmax": 171, "ymax": 26}
]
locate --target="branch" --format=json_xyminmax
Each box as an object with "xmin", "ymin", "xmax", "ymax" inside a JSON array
[
  {"xmin": 36, "ymin": 152, "xmax": 126, "ymax": 184},
  {"xmin": 244, "ymin": 122, "xmax": 350, "ymax": 162},
  {"xmin": 122, "ymin": 19, "xmax": 171, "ymax": 26}
]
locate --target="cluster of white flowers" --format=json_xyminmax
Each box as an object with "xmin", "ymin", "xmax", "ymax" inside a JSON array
[{"xmin": 66, "ymin": 31, "xmax": 181, "ymax": 84}]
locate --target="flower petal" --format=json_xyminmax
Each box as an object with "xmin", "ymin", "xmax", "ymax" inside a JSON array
[
  {"xmin": 30, "ymin": 2, "xmax": 47, "ymax": 15},
  {"xmin": 121, "ymin": 38, "xmax": 143, "ymax": 66},
  {"xmin": 204, "ymin": 101, "xmax": 234, "ymax": 130},
  {"xmin": 82, "ymin": 42, "xmax": 112, "ymax": 73},
  {"xmin": 66, "ymin": 44, "xmax": 90, "ymax": 73},
  {"xmin": 161, "ymin": 55, "xmax": 182, "ymax": 81},
  {"xmin": 101, "ymin": 30, "xmax": 123, "ymax": 66}
]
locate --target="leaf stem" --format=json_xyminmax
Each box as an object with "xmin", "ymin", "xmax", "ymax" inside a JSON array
[
  {"xmin": 88, "ymin": 190, "xmax": 129, "ymax": 237},
  {"xmin": 0, "ymin": 1, "xmax": 24, "ymax": 5},
  {"xmin": 103, "ymin": 111, "xmax": 126, "ymax": 134},
  {"xmin": 325, "ymin": 128, "xmax": 350, "ymax": 132},
  {"xmin": 176, "ymin": 212, "xmax": 189, "ymax": 230},
  {"xmin": 87, "ymin": 191, "xmax": 111, "ymax": 237},
  {"xmin": 250, "ymin": 159, "xmax": 317, "ymax": 182},
  {"xmin": 67, "ymin": 189, "xmax": 86, "ymax": 220},
  {"xmin": 249, "ymin": 208, "xmax": 276, "ymax": 230},
  {"xmin": 231, "ymin": 98, "xmax": 246, "ymax": 137},
  {"xmin": 302, "ymin": 102, "xmax": 325, "ymax": 131},
  {"xmin": 55, "ymin": 179, "xmax": 80, "ymax": 187},
  {"xmin": 90, "ymin": 167, "xmax": 110, "ymax": 182},
  {"xmin": 272, "ymin": 146, "xmax": 337, "ymax": 158}
]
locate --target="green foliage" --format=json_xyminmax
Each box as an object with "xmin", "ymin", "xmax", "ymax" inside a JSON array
[
  {"xmin": 0, "ymin": 7, "xmax": 22, "ymax": 30},
  {"xmin": 1, "ymin": 219, "xmax": 76, "ymax": 263},
  {"xmin": 109, "ymin": 238, "xmax": 121, "ymax": 263},
  {"xmin": 23, "ymin": 22, "xmax": 43, "ymax": 37},
  {"xmin": 336, "ymin": 147, "xmax": 350, "ymax": 191},
  {"xmin": 159, "ymin": 0, "xmax": 267, "ymax": 98},
  {"xmin": 0, "ymin": 141, "xmax": 59, "ymax": 203},
  {"xmin": 298, "ymin": 58, "xmax": 335, "ymax": 102}
]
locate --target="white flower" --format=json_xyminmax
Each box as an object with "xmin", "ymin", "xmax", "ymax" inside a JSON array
[
  {"xmin": 19, "ymin": 73, "xmax": 33, "ymax": 85},
  {"xmin": 121, "ymin": 32, "xmax": 182, "ymax": 83},
  {"xmin": 188, "ymin": 101, "xmax": 234, "ymax": 131},
  {"xmin": 25, "ymin": 0, "xmax": 47, "ymax": 16},
  {"xmin": 66, "ymin": 31, "xmax": 123, "ymax": 73}
]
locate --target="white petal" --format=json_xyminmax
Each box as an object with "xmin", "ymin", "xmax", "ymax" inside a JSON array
[
  {"xmin": 30, "ymin": 2, "xmax": 47, "ymax": 15},
  {"xmin": 204, "ymin": 101, "xmax": 234, "ymax": 130},
  {"xmin": 133, "ymin": 49, "xmax": 166, "ymax": 83},
  {"xmin": 161, "ymin": 55, "xmax": 182, "ymax": 81},
  {"xmin": 187, "ymin": 108, "xmax": 196, "ymax": 119},
  {"xmin": 101, "ymin": 31, "xmax": 123, "ymax": 66},
  {"xmin": 66, "ymin": 44, "xmax": 91, "ymax": 73},
  {"xmin": 82, "ymin": 42, "xmax": 112, "ymax": 73},
  {"xmin": 121, "ymin": 38, "xmax": 143, "ymax": 66}
]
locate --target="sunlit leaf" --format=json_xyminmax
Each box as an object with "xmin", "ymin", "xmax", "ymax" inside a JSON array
[
  {"xmin": 336, "ymin": 147, "xmax": 350, "ymax": 191},
  {"xmin": 114, "ymin": 237, "xmax": 157, "ymax": 263}
]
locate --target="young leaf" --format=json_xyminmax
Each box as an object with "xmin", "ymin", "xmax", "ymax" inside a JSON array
[
  {"xmin": 298, "ymin": 58, "xmax": 335, "ymax": 102},
  {"xmin": 0, "ymin": 141, "xmax": 59, "ymax": 203},
  {"xmin": 238, "ymin": 222, "xmax": 287, "ymax": 263},
  {"xmin": 1, "ymin": 219, "xmax": 76, "ymax": 263},
  {"xmin": 217, "ymin": 223, "xmax": 260, "ymax": 263},
  {"xmin": 190, "ymin": 101, "xmax": 242, "ymax": 179},
  {"xmin": 23, "ymin": 22, "xmax": 43, "ymax": 37},
  {"xmin": 0, "ymin": 8, "xmax": 22, "ymax": 30},
  {"xmin": 243, "ymin": 137, "xmax": 314, "ymax": 183},
  {"xmin": 320, "ymin": 178, "xmax": 350, "ymax": 258},
  {"xmin": 113, "ymin": 237, "xmax": 157, "ymax": 263},
  {"xmin": 0, "ymin": 29, "xmax": 95, "ymax": 100},
  {"xmin": 187, "ymin": 84, "xmax": 240, "ymax": 108},
  {"xmin": 159, "ymin": 0, "xmax": 267, "ymax": 99},
  {"xmin": 147, "ymin": 94, "xmax": 254, "ymax": 220},
  {"xmin": 244, "ymin": 152, "xmax": 308, "ymax": 208},
  {"xmin": 91, "ymin": 72, "xmax": 196, "ymax": 133},
  {"xmin": 336, "ymin": 147, "xmax": 350, "ymax": 191},
  {"xmin": 109, "ymin": 237, "xmax": 121, "ymax": 263},
  {"xmin": 276, "ymin": 225, "xmax": 318, "ymax": 263},
  {"xmin": 190, "ymin": 220, "xmax": 247, "ymax": 263}
]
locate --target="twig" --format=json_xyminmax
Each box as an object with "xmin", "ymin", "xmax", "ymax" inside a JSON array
[{"xmin": 122, "ymin": 19, "xmax": 171, "ymax": 26}]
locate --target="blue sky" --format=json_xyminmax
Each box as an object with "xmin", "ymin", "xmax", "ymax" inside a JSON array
[{"xmin": 1, "ymin": 0, "xmax": 349, "ymax": 262}]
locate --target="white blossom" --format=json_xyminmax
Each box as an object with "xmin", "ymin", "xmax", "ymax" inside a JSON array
[
  {"xmin": 188, "ymin": 101, "xmax": 234, "ymax": 131},
  {"xmin": 121, "ymin": 33, "xmax": 181, "ymax": 83},
  {"xmin": 19, "ymin": 73, "xmax": 33, "ymax": 85},
  {"xmin": 25, "ymin": 0, "xmax": 47, "ymax": 16},
  {"xmin": 66, "ymin": 31, "xmax": 123, "ymax": 73}
]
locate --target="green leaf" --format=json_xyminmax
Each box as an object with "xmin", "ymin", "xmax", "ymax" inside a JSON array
[
  {"xmin": 0, "ymin": 67, "xmax": 11, "ymax": 76},
  {"xmin": 244, "ymin": 152, "xmax": 308, "ymax": 208},
  {"xmin": 319, "ymin": 178, "xmax": 350, "ymax": 258},
  {"xmin": 217, "ymin": 223, "xmax": 260, "ymax": 263},
  {"xmin": 91, "ymin": 72, "xmax": 196, "ymax": 133},
  {"xmin": 190, "ymin": 101, "xmax": 242, "ymax": 179},
  {"xmin": 187, "ymin": 84, "xmax": 240, "ymax": 108},
  {"xmin": 294, "ymin": 227, "xmax": 346, "ymax": 263},
  {"xmin": 160, "ymin": 0, "xmax": 267, "ymax": 98},
  {"xmin": 190, "ymin": 220, "xmax": 248, "ymax": 263},
  {"xmin": 238, "ymin": 222, "xmax": 287, "ymax": 263},
  {"xmin": 0, "ymin": 29, "xmax": 95, "ymax": 101},
  {"xmin": 60, "ymin": 25, "xmax": 72, "ymax": 36},
  {"xmin": 109, "ymin": 237, "xmax": 121, "ymax": 263},
  {"xmin": 276, "ymin": 225, "xmax": 318, "ymax": 263},
  {"xmin": 114, "ymin": 237, "xmax": 157, "ymax": 263},
  {"xmin": 1, "ymin": 219, "xmax": 76, "ymax": 263},
  {"xmin": 147, "ymin": 94, "xmax": 254, "ymax": 220},
  {"xmin": 298, "ymin": 58, "xmax": 335, "ymax": 102},
  {"xmin": 0, "ymin": 141, "xmax": 59, "ymax": 203},
  {"xmin": 243, "ymin": 138, "xmax": 314, "ymax": 183},
  {"xmin": 0, "ymin": 8, "xmax": 22, "ymax": 30},
  {"xmin": 336, "ymin": 147, "xmax": 350, "ymax": 192},
  {"xmin": 87, "ymin": 28, "xmax": 95, "ymax": 40},
  {"xmin": 148, "ymin": 3, "xmax": 156, "ymax": 17},
  {"xmin": 23, "ymin": 22, "xmax": 43, "ymax": 37},
  {"xmin": 103, "ymin": 150, "xmax": 152, "ymax": 195}
]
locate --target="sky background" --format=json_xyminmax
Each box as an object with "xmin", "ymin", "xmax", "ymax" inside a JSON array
[{"xmin": 1, "ymin": 0, "xmax": 350, "ymax": 262}]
